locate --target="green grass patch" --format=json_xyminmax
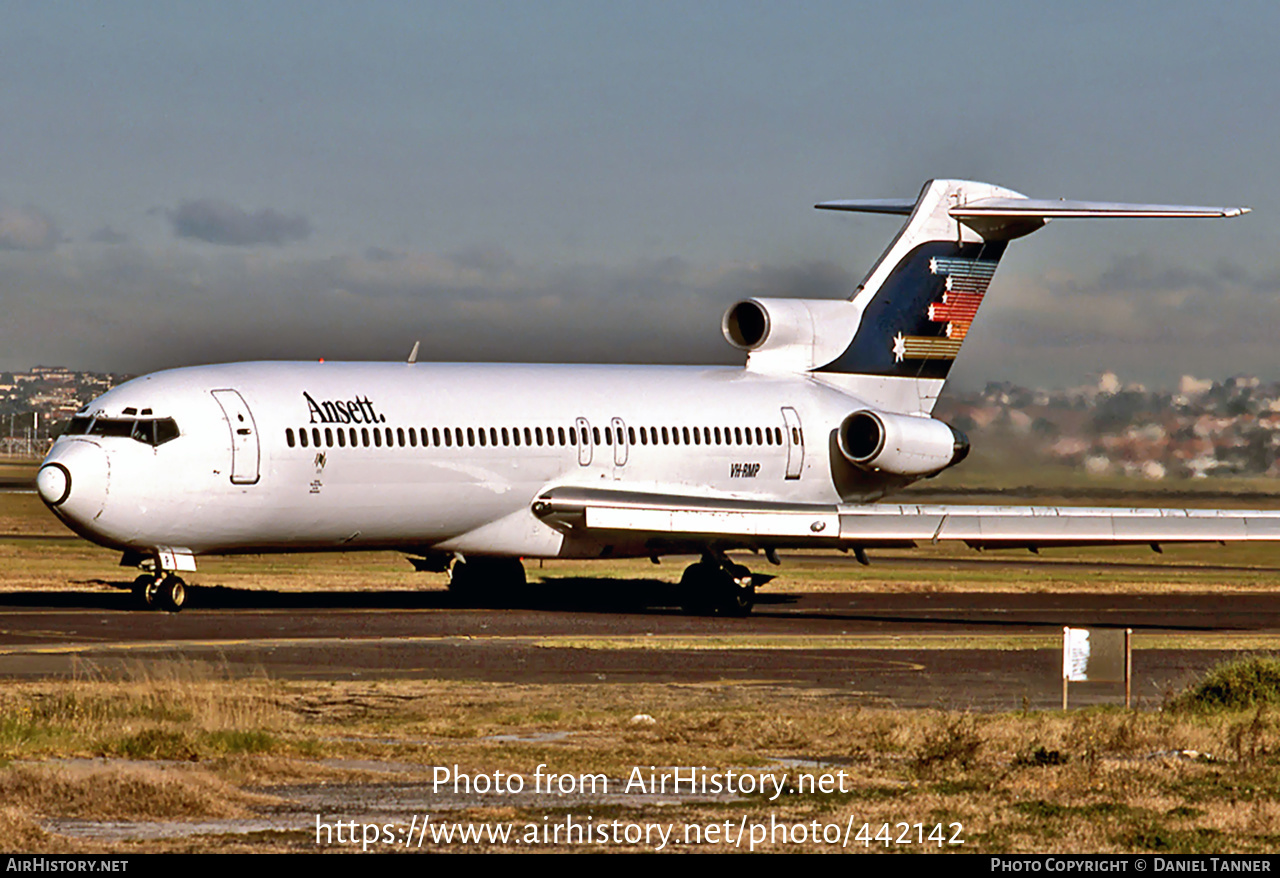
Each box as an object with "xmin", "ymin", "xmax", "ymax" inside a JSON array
[
  {"xmin": 1167, "ymin": 655, "xmax": 1280, "ymax": 713},
  {"xmin": 202, "ymin": 729, "xmax": 277, "ymax": 754},
  {"xmin": 1118, "ymin": 822, "xmax": 1227, "ymax": 854},
  {"xmin": 98, "ymin": 728, "xmax": 199, "ymax": 761}
]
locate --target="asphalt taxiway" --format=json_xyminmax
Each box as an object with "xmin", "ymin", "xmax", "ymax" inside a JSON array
[{"xmin": 0, "ymin": 584, "xmax": 1275, "ymax": 709}]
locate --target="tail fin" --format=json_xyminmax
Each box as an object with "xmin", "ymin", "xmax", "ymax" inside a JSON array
[{"xmin": 810, "ymin": 178, "xmax": 1247, "ymax": 404}]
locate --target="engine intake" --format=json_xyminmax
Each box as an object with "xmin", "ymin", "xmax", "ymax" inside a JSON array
[
  {"xmin": 837, "ymin": 410, "xmax": 969, "ymax": 476},
  {"xmin": 722, "ymin": 300, "xmax": 770, "ymax": 350}
]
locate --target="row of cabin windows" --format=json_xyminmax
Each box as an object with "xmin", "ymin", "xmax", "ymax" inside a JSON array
[{"xmin": 284, "ymin": 424, "xmax": 797, "ymax": 451}]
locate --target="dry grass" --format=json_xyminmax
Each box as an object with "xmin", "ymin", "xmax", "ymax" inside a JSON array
[
  {"xmin": 4, "ymin": 473, "xmax": 1280, "ymax": 851},
  {"xmin": 0, "ymin": 661, "xmax": 291, "ymax": 762},
  {"xmin": 0, "ymin": 668, "xmax": 1275, "ymax": 852},
  {"xmin": 0, "ymin": 763, "xmax": 273, "ymax": 821}
]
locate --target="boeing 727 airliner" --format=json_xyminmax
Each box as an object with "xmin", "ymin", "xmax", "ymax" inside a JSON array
[{"xmin": 35, "ymin": 179, "xmax": 1280, "ymax": 614}]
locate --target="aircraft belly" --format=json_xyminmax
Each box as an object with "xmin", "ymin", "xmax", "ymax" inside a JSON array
[{"xmin": 169, "ymin": 454, "xmax": 562, "ymax": 552}]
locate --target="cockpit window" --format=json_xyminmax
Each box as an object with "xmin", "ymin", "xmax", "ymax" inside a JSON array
[
  {"xmin": 131, "ymin": 420, "xmax": 155, "ymax": 444},
  {"xmin": 153, "ymin": 419, "xmax": 180, "ymax": 445},
  {"xmin": 72, "ymin": 416, "xmax": 181, "ymax": 447},
  {"xmin": 94, "ymin": 419, "xmax": 135, "ymax": 438}
]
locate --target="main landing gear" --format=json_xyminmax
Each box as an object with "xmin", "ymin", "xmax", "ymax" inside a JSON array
[
  {"xmin": 132, "ymin": 572, "xmax": 187, "ymax": 612},
  {"xmin": 680, "ymin": 555, "xmax": 756, "ymax": 617},
  {"xmin": 447, "ymin": 556, "xmax": 527, "ymax": 606}
]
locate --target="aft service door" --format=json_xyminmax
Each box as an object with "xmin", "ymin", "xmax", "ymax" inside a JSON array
[
  {"xmin": 575, "ymin": 417, "xmax": 593, "ymax": 466},
  {"xmin": 611, "ymin": 417, "xmax": 629, "ymax": 467},
  {"xmin": 211, "ymin": 389, "xmax": 261, "ymax": 485},
  {"xmin": 781, "ymin": 406, "xmax": 803, "ymax": 480}
]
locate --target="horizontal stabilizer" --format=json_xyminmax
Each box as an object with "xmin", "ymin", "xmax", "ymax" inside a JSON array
[
  {"xmin": 952, "ymin": 198, "xmax": 1249, "ymax": 219},
  {"xmin": 814, "ymin": 198, "xmax": 917, "ymax": 215}
]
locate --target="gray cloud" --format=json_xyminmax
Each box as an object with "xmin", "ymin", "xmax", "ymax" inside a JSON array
[
  {"xmin": 0, "ymin": 205, "xmax": 59, "ymax": 251},
  {"xmin": 949, "ymin": 254, "xmax": 1280, "ymax": 389},
  {"xmin": 363, "ymin": 246, "xmax": 404, "ymax": 262},
  {"xmin": 167, "ymin": 199, "xmax": 311, "ymax": 246},
  {"xmin": 0, "ymin": 242, "xmax": 852, "ymax": 375},
  {"xmin": 89, "ymin": 225, "xmax": 129, "ymax": 245},
  {"xmin": 3, "ymin": 237, "xmax": 1274, "ymax": 394},
  {"xmin": 448, "ymin": 244, "xmax": 517, "ymax": 274}
]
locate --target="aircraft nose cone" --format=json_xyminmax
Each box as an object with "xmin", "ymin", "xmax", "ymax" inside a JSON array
[
  {"xmin": 38, "ymin": 440, "xmax": 109, "ymax": 523},
  {"xmin": 36, "ymin": 463, "xmax": 71, "ymax": 506}
]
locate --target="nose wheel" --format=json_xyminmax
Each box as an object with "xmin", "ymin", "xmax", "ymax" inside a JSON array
[{"xmin": 133, "ymin": 573, "xmax": 187, "ymax": 612}]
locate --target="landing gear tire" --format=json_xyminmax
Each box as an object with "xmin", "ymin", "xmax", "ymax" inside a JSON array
[
  {"xmin": 157, "ymin": 575, "xmax": 186, "ymax": 612},
  {"xmin": 448, "ymin": 557, "xmax": 526, "ymax": 607},
  {"xmin": 679, "ymin": 562, "xmax": 718, "ymax": 616},
  {"xmin": 680, "ymin": 560, "xmax": 755, "ymax": 617},
  {"xmin": 132, "ymin": 574, "xmax": 154, "ymax": 608},
  {"xmin": 136, "ymin": 573, "xmax": 186, "ymax": 612}
]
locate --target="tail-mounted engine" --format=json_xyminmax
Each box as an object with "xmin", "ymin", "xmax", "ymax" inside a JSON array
[
  {"xmin": 837, "ymin": 410, "xmax": 969, "ymax": 476},
  {"xmin": 722, "ymin": 298, "xmax": 862, "ymax": 374}
]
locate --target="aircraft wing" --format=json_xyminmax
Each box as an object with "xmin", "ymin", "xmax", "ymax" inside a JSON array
[{"xmin": 532, "ymin": 487, "xmax": 1280, "ymax": 550}]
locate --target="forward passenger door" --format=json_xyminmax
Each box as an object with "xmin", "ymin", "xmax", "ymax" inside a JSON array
[{"xmin": 211, "ymin": 389, "xmax": 261, "ymax": 485}]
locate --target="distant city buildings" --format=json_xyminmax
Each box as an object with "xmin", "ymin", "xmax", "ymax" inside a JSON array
[
  {"xmin": 1, "ymin": 367, "xmax": 127, "ymax": 455},
  {"xmin": 938, "ymin": 371, "xmax": 1280, "ymax": 479}
]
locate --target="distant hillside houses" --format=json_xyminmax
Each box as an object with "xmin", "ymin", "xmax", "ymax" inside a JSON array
[
  {"xmin": 1, "ymin": 366, "xmax": 127, "ymax": 454},
  {"xmin": 938, "ymin": 372, "xmax": 1280, "ymax": 479}
]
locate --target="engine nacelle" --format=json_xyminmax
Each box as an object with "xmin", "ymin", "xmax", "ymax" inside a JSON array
[
  {"xmin": 837, "ymin": 410, "xmax": 970, "ymax": 476},
  {"xmin": 721, "ymin": 298, "xmax": 862, "ymax": 373}
]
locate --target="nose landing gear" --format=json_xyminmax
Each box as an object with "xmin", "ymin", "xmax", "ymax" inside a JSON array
[{"xmin": 132, "ymin": 572, "xmax": 187, "ymax": 612}]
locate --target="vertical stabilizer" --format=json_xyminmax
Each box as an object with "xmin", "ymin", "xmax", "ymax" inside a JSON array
[
  {"xmin": 814, "ymin": 179, "xmax": 1025, "ymax": 383},
  {"xmin": 726, "ymin": 179, "xmax": 1246, "ymax": 412},
  {"xmin": 806, "ymin": 179, "xmax": 1244, "ymax": 411}
]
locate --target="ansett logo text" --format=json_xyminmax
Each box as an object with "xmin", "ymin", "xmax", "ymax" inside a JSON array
[{"xmin": 304, "ymin": 392, "xmax": 386, "ymax": 424}]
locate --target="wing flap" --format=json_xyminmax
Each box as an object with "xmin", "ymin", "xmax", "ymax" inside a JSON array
[
  {"xmin": 585, "ymin": 505, "xmax": 839, "ymax": 538},
  {"xmin": 535, "ymin": 488, "xmax": 1280, "ymax": 548}
]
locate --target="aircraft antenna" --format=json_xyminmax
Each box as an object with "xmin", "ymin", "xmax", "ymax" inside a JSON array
[{"xmin": 407, "ymin": 341, "xmax": 420, "ymax": 365}]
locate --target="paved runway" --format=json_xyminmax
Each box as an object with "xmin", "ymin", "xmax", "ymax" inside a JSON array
[{"xmin": 0, "ymin": 582, "xmax": 1276, "ymax": 709}]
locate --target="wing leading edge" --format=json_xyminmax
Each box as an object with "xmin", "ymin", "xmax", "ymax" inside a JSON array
[{"xmin": 533, "ymin": 487, "xmax": 1280, "ymax": 550}]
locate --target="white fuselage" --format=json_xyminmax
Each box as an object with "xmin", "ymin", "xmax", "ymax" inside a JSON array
[{"xmin": 39, "ymin": 361, "xmax": 903, "ymax": 562}]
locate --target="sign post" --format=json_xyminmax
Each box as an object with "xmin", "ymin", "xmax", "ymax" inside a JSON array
[{"xmin": 1062, "ymin": 627, "xmax": 1132, "ymax": 709}]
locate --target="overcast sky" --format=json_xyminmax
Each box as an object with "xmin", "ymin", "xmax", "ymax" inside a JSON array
[{"xmin": 2, "ymin": 2, "xmax": 1277, "ymax": 390}]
